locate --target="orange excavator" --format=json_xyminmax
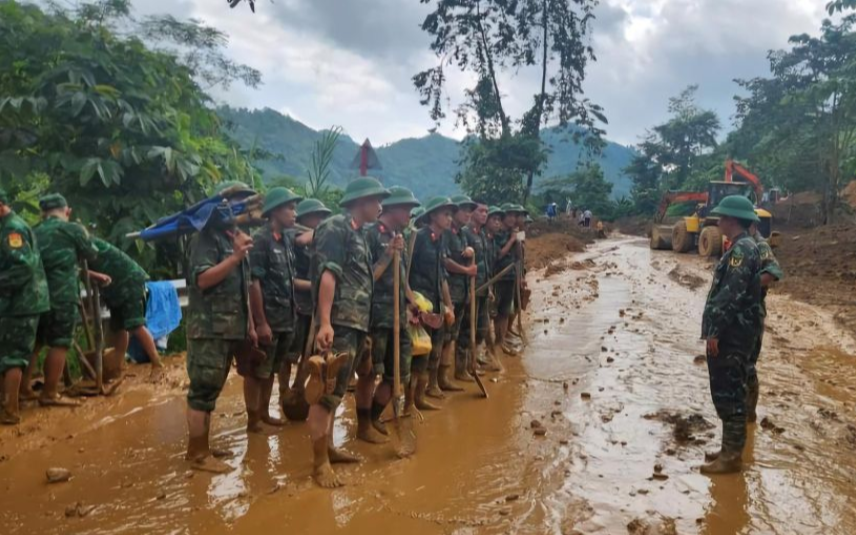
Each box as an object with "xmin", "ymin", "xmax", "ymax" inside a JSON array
[{"xmin": 650, "ymin": 160, "xmax": 777, "ymax": 257}]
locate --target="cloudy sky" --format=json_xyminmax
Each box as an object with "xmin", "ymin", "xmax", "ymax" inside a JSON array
[{"xmin": 136, "ymin": 0, "xmax": 830, "ymax": 147}]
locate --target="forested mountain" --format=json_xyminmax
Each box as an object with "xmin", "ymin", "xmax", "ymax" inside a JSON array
[{"xmin": 219, "ymin": 107, "xmax": 636, "ymax": 200}]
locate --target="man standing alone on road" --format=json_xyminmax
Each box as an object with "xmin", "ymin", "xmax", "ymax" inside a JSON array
[{"xmin": 701, "ymin": 195, "xmax": 763, "ymax": 474}]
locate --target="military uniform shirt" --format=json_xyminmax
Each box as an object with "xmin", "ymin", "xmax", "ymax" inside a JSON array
[
  {"xmin": 0, "ymin": 211, "xmax": 49, "ymax": 316},
  {"xmin": 493, "ymin": 230, "xmax": 517, "ymax": 281},
  {"xmin": 444, "ymin": 225, "xmax": 470, "ymax": 304},
  {"xmin": 702, "ymin": 232, "xmax": 762, "ymax": 342},
  {"xmin": 310, "ymin": 214, "xmax": 373, "ymax": 333},
  {"xmin": 752, "ymin": 234, "xmax": 783, "ymax": 318},
  {"xmin": 285, "ymin": 228, "xmax": 313, "ymax": 316},
  {"xmin": 366, "ymin": 221, "xmax": 408, "ymax": 329},
  {"xmin": 90, "ymin": 238, "xmax": 148, "ymax": 289},
  {"xmin": 463, "ymin": 225, "xmax": 490, "ymax": 296},
  {"xmin": 250, "ymin": 225, "xmax": 296, "ymax": 333},
  {"xmin": 33, "ymin": 216, "xmax": 98, "ymax": 309},
  {"xmin": 409, "ymin": 226, "xmax": 446, "ymax": 311},
  {"xmin": 186, "ymin": 228, "xmax": 249, "ymax": 340}
]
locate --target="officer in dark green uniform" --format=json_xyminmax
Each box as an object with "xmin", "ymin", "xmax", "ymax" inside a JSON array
[
  {"xmin": 443, "ymin": 194, "xmax": 477, "ymax": 387},
  {"xmin": 88, "ymin": 237, "xmax": 164, "ymax": 378},
  {"xmin": 701, "ymin": 195, "xmax": 763, "ymax": 475},
  {"xmin": 746, "ymin": 223, "xmax": 784, "ymax": 423},
  {"xmin": 459, "ymin": 199, "xmax": 497, "ymax": 372},
  {"xmin": 31, "ymin": 194, "xmax": 101, "ymax": 407},
  {"xmin": 493, "ymin": 204, "xmax": 523, "ymax": 353},
  {"xmin": 362, "ymin": 186, "xmax": 420, "ymax": 448},
  {"xmin": 184, "ymin": 181, "xmax": 257, "ymax": 474},
  {"xmin": 0, "ymin": 188, "xmax": 49, "ymax": 424},
  {"xmin": 282, "ymin": 198, "xmax": 331, "ymax": 405},
  {"xmin": 307, "ymin": 177, "xmax": 389, "ymax": 488},
  {"xmin": 249, "ymin": 187, "xmax": 302, "ymax": 431},
  {"xmin": 409, "ymin": 197, "xmax": 456, "ymax": 406}
]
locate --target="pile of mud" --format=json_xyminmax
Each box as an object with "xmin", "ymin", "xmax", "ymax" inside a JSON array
[
  {"xmin": 614, "ymin": 215, "xmax": 650, "ymax": 237},
  {"xmin": 527, "ymin": 215, "xmax": 597, "ymax": 242},
  {"xmin": 775, "ymin": 222, "xmax": 856, "ymax": 334},
  {"xmin": 526, "ymin": 232, "xmax": 587, "ymax": 271},
  {"xmin": 643, "ymin": 410, "xmax": 715, "ymax": 446}
]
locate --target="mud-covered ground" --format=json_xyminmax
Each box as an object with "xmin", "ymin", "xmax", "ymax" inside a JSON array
[{"xmin": 2, "ymin": 235, "xmax": 856, "ymax": 534}]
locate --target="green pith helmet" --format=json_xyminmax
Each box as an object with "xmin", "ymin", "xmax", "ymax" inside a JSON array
[
  {"xmin": 418, "ymin": 196, "xmax": 458, "ymax": 223},
  {"xmin": 710, "ymin": 195, "xmax": 760, "ymax": 223},
  {"xmin": 339, "ymin": 176, "xmax": 390, "ymax": 207},
  {"xmin": 262, "ymin": 187, "xmax": 303, "ymax": 216},
  {"xmin": 39, "ymin": 193, "xmax": 68, "ymax": 211},
  {"xmin": 296, "ymin": 198, "xmax": 332, "ymax": 221},
  {"xmin": 450, "ymin": 194, "xmax": 477, "ymax": 211},
  {"xmin": 382, "ymin": 186, "xmax": 421, "ymax": 208},
  {"xmin": 0, "ymin": 187, "xmax": 9, "ymax": 205},
  {"xmin": 514, "ymin": 204, "xmax": 529, "ymax": 215},
  {"xmin": 410, "ymin": 206, "xmax": 425, "ymax": 221},
  {"xmin": 488, "ymin": 206, "xmax": 505, "ymax": 218},
  {"xmin": 213, "ymin": 180, "xmax": 255, "ymax": 199},
  {"xmin": 501, "ymin": 202, "xmax": 523, "ymax": 215}
]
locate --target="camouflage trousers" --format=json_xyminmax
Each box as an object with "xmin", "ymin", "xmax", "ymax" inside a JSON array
[
  {"xmin": 186, "ymin": 338, "xmax": 241, "ymax": 412},
  {"xmin": 319, "ymin": 326, "xmax": 367, "ymax": 413},
  {"xmin": 445, "ymin": 299, "xmax": 468, "ymax": 343},
  {"xmin": 457, "ymin": 295, "xmax": 488, "ymax": 350},
  {"xmin": 412, "ymin": 323, "xmax": 444, "ymax": 374},
  {"xmin": 105, "ymin": 279, "xmax": 147, "ymax": 332},
  {"xmin": 370, "ymin": 326, "xmax": 412, "ymax": 386},
  {"xmin": 747, "ymin": 318, "xmax": 766, "ymax": 393},
  {"xmin": 706, "ymin": 339, "xmax": 751, "ymax": 450},
  {"xmin": 256, "ymin": 331, "xmax": 293, "ymax": 380},
  {"xmin": 0, "ymin": 315, "xmax": 40, "ymax": 374},
  {"xmin": 494, "ymin": 280, "xmax": 515, "ymax": 317}
]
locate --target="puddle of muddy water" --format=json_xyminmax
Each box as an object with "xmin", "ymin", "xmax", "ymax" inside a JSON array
[{"xmin": 2, "ymin": 235, "xmax": 856, "ymax": 535}]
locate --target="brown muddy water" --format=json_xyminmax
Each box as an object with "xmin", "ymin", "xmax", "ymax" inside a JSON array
[{"xmin": 1, "ymin": 236, "xmax": 855, "ymax": 534}]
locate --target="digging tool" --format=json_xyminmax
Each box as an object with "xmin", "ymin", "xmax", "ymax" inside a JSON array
[
  {"xmin": 282, "ymin": 314, "xmax": 315, "ymax": 421},
  {"xmin": 475, "ymin": 263, "xmax": 514, "ymax": 295},
  {"xmin": 391, "ymin": 246, "xmax": 416, "ymax": 456},
  {"xmin": 469, "ymin": 259, "xmax": 488, "ymax": 398},
  {"xmin": 80, "ymin": 260, "xmax": 106, "ymax": 393},
  {"xmin": 405, "ymin": 228, "xmax": 418, "ymax": 284},
  {"xmin": 514, "ymin": 243, "xmax": 528, "ymax": 346}
]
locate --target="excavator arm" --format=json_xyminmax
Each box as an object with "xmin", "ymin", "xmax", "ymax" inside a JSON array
[
  {"xmin": 655, "ymin": 191, "xmax": 709, "ymax": 223},
  {"xmin": 724, "ymin": 159, "xmax": 764, "ymax": 201}
]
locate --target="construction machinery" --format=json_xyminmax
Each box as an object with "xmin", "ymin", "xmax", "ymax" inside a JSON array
[{"xmin": 650, "ymin": 160, "xmax": 777, "ymax": 257}]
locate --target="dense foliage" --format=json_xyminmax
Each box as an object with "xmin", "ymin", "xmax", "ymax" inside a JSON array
[{"xmin": 0, "ymin": 0, "xmax": 262, "ymax": 273}]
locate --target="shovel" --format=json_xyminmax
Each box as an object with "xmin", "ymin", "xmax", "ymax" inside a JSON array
[
  {"xmin": 469, "ymin": 260, "xmax": 488, "ymax": 398},
  {"xmin": 391, "ymin": 248, "xmax": 416, "ymax": 457},
  {"xmin": 514, "ymin": 242, "xmax": 528, "ymax": 347},
  {"xmin": 282, "ymin": 314, "xmax": 315, "ymax": 421}
]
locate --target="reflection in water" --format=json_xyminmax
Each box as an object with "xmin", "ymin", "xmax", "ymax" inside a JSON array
[{"xmin": 705, "ymin": 472, "xmax": 750, "ymax": 535}]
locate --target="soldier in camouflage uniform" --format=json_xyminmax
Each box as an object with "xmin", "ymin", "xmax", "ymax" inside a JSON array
[
  {"xmin": 281, "ymin": 199, "xmax": 330, "ymax": 405},
  {"xmin": 0, "ymin": 188, "xmax": 49, "ymax": 424},
  {"xmin": 746, "ymin": 223, "xmax": 783, "ymax": 423},
  {"xmin": 493, "ymin": 204, "xmax": 523, "ymax": 354},
  {"xmin": 361, "ymin": 186, "xmax": 420, "ymax": 449},
  {"xmin": 184, "ymin": 182, "xmax": 257, "ymax": 474},
  {"xmin": 409, "ymin": 197, "xmax": 457, "ymax": 408},
  {"xmin": 87, "ymin": 237, "xmax": 164, "ymax": 379},
  {"xmin": 29, "ymin": 194, "xmax": 102, "ymax": 407},
  {"xmin": 249, "ymin": 187, "xmax": 302, "ymax": 431},
  {"xmin": 307, "ymin": 177, "xmax": 389, "ymax": 488},
  {"xmin": 443, "ymin": 194, "xmax": 477, "ymax": 387},
  {"xmin": 700, "ymin": 195, "xmax": 763, "ymax": 475}
]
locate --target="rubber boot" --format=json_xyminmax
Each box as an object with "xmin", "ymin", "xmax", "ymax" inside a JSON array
[
  {"xmin": 746, "ymin": 382, "xmax": 760, "ymax": 424},
  {"xmin": 439, "ymin": 363, "xmax": 465, "ymax": 391},
  {"xmin": 415, "ymin": 372, "xmax": 441, "ymax": 411},
  {"xmin": 426, "ymin": 367, "xmax": 446, "ymax": 399},
  {"xmin": 700, "ymin": 446, "xmax": 742, "ymax": 475}
]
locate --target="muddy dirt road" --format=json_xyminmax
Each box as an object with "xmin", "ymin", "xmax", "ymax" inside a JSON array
[{"xmin": 2, "ymin": 236, "xmax": 855, "ymax": 534}]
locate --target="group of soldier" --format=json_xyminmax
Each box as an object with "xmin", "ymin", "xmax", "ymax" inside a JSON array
[
  {"xmin": 182, "ymin": 177, "xmax": 532, "ymax": 487},
  {"xmin": 0, "ymin": 190, "xmax": 165, "ymax": 425}
]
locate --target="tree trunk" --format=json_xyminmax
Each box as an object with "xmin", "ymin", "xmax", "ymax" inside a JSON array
[
  {"xmin": 475, "ymin": 0, "xmax": 509, "ymax": 136},
  {"xmin": 523, "ymin": 0, "xmax": 550, "ymax": 205}
]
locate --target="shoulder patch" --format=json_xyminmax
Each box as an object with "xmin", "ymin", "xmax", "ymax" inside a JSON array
[
  {"xmin": 7, "ymin": 232, "xmax": 23, "ymax": 249},
  {"xmin": 729, "ymin": 253, "xmax": 743, "ymax": 268}
]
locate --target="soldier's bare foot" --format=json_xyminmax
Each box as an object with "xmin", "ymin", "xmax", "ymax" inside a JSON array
[
  {"xmin": 372, "ymin": 418, "xmax": 388, "ymax": 436},
  {"xmin": 425, "ymin": 385, "xmax": 446, "ymax": 399},
  {"xmin": 454, "ymin": 372, "xmax": 475, "ymax": 383},
  {"xmin": 38, "ymin": 394, "xmax": 80, "ymax": 407},
  {"xmin": 328, "ymin": 447, "xmax": 361, "ymax": 464},
  {"xmin": 0, "ymin": 410, "xmax": 20, "ymax": 425},
  {"xmin": 190, "ymin": 455, "xmax": 232, "ymax": 474},
  {"xmin": 357, "ymin": 424, "xmax": 389, "ymax": 445},
  {"xmin": 313, "ymin": 462, "xmax": 343, "ymax": 488},
  {"xmin": 415, "ymin": 398, "xmax": 441, "ymax": 411},
  {"xmin": 261, "ymin": 415, "xmax": 287, "ymax": 427},
  {"xmin": 397, "ymin": 429, "xmax": 417, "ymax": 459},
  {"xmin": 18, "ymin": 388, "xmax": 38, "ymax": 402}
]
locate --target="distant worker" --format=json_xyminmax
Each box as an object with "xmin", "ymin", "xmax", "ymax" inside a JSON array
[
  {"xmin": 746, "ymin": 222, "xmax": 783, "ymax": 423},
  {"xmin": 700, "ymin": 195, "xmax": 762, "ymax": 475},
  {"xmin": 546, "ymin": 202, "xmax": 557, "ymax": 223},
  {"xmin": 583, "ymin": 209, "xmax": 592, "ymax": 228},
  {"xmin": 566, "ymin": 198, "xmax": 573, "ymax": 216},
  {"xmin": 0, "ymin": 188, "xmax": 49, "ymax": 425}
]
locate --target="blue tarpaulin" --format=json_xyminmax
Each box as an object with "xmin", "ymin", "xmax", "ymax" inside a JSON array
[
  {"xmin": 128, "ymin": 281, "xmax": 182, "ymax": 363},
  {"xmin": 137, "ymin": 195, "xmax": 255, "ymax": 242}
]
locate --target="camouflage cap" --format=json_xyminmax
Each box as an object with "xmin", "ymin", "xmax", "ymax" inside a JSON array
[
  {"xmin": 450, "ymin": 194, "xmax": 477, "ymax": 211},
  {"xmin": 296, "ymin": 198, "xmax": 332, "ymax": 220},
  {"xmin": 339, "ymin": 176, "xmax": 390, "ymax": 207},
  {"xmin": 382, "ymin": 186, "xmax": 421, "ymax": 208},
  {"xmin": 262, "ymin": 187, "xmax": 303, "ymax": 216},
  {"xmin": 39, "ymin": 193, "xmax": 68, "ymax": 211}
]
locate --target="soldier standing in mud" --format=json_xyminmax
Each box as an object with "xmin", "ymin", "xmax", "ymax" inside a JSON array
[
  {"xmin": 460, "ymin": 200, "xmax": 496, "ymax": 372},
  {"xmin": 493, "ymin": 204, "xmax": 522, "ymax": 354},
  {"xmin": 409, "ymin": 197, "xmax": 457, "ymax": 408},
  {"xmin": 281, "ymin": 198, "xmax": 330, "ymax": 404},
  {"xmin": 184, "ymin": 182, "xmax": 257, "ymax": 474},
  {"xmin": 0, "ymin": 188, "xmax": 49, "ymax": 425},
  {"xmin": 248, "ymin": 187, "xmax": 303, "ymax": 431},
  {"xmin": 746, "ymin": 222, "xmax": 783, "ymax": 423},
  {"xmin": 701, "ymin": 195, "xmax": 763, "ymax": 474},
  {"xmin": 362, "ymin": 187, "xmax": 421, "ymax": 452},
  {"xmin": 442, "ymin": 195, "xmax": 477, "ymax": 388},
  {"xmin": 27, "ymin": 194, "xmax": 104, "ymax": 407},
  {"xmin": 306, "ymin": 177, "xmax": 389, "ymax": 488}
]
